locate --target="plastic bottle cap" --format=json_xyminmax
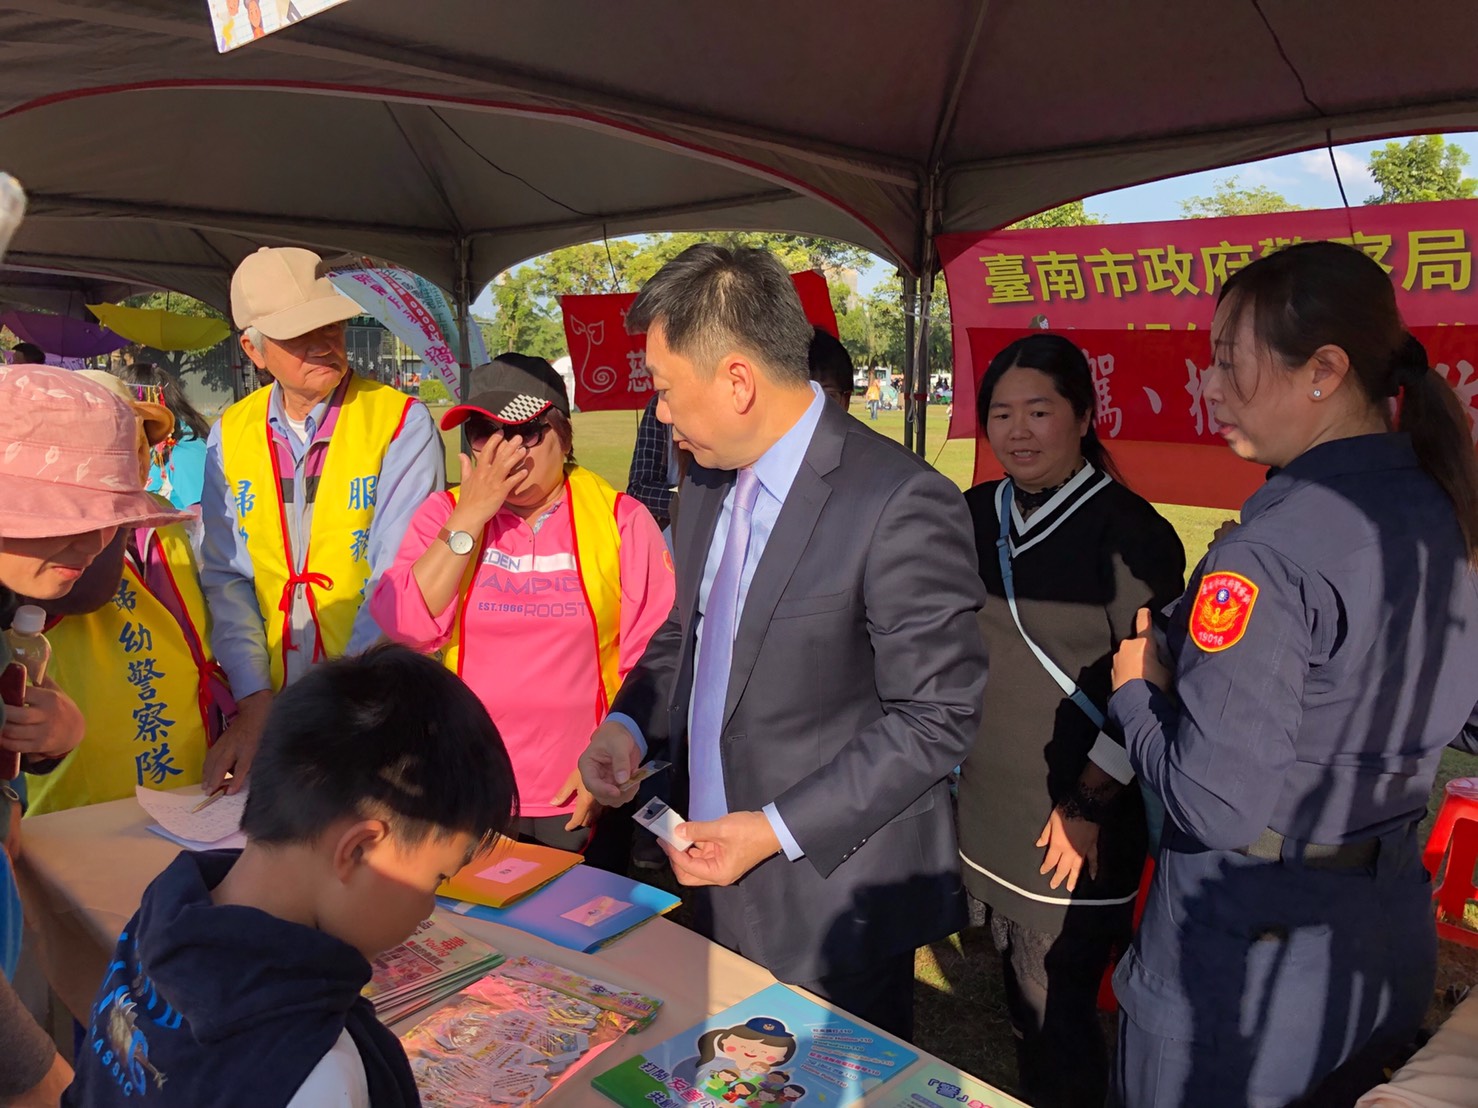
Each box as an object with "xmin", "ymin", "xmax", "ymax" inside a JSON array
[{"xmin": 11, "ymin": 605, "xmax": 46, "ymax": 635}]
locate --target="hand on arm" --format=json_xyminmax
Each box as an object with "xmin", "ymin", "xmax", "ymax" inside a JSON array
[{"xmin": 1112, "ymin": 608, "xmax": 1171, "ymax": 692}]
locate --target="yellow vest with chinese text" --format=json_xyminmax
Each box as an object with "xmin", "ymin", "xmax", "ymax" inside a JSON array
[
  {"xmin": 219, "ymin": 375, "xmax": 414, "ymax": 691},
  {"xmin": 444, "ymin": 464, "xmax": 624, "ymax": 724},
  {"xmin": 29, "ymin": 515, "xmax": 219, "ymax": 816}
]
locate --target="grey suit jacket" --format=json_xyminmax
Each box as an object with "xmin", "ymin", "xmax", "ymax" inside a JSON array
[{"xmin": 611, "ymin": 400, "xmax": 988, "ymax": 981}]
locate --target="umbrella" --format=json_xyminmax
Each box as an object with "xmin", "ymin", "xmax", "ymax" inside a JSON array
[
  {"xmin": 87, "ymin": 302, "xmax": 231, "ymax": 352},
  {"xmin": 0, "ymin": 308, "xmax": 129, "ymax": 357}
]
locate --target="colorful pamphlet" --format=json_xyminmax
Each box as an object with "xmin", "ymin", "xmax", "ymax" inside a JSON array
[
  {"xmin": 364, "ymin": 915, "xmax": 504, "ymax": 1025},
  {"xmin": 438, "ymin": 838, "xmax": 583, "ymax": 909},
  {"xmin": 875, "ymin": 1061, "xmax": 1028, "ymax": 1107},
  {"xmin": 400, "ymin": 955, "xmax": 661, "ymax": 1106},
  {"xmin": 438, "ymin": 863, "xmax": 679, "ymax": 953},
  {"xmin": 593, "ymin": 982, "xmax": 918, "ymax": 1107}
]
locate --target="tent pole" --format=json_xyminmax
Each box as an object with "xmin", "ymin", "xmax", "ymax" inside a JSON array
[
  {"xmin": 901, "ymin": 272, "xmax": 917, "ymax": 453},
  {"xmin": 913, "ymin": 265, "xmax": 933, "ymax": 459},
  {"xmin": 454, "ymin": 237, "xmax": 472, "ymax": 403}
]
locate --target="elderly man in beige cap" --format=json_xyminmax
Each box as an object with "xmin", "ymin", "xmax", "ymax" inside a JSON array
[{"xmin": 200, "ymin": 246, "xmax": 444, "ymax": 792}]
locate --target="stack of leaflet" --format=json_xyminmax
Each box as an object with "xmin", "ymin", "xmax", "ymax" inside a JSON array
[
  {"xmin": 365, "ymin": 915, "xmax": 505, "ymax": 1025},
  {"xmin": 439, "ymin": 863, "xmax": 680, "ymax": 953},
  {"xmin": 136, "ymin": 784, "xmax": 247, "ymax": 851},
  {"xmin": 438, "ymin": 838, "xmax": 584, "ymax": 908}
]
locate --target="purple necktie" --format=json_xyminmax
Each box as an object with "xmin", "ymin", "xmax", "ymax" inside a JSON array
[{"xmin": 688, "ymin": 468, "xmax": 762, "ymax": 822}]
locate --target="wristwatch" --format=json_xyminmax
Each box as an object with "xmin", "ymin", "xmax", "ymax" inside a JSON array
[{"xmin": 437, "ymin": 527, "xmax": 476, "ymax": 556}]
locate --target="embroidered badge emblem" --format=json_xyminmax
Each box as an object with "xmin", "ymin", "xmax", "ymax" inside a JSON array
[{"xmin": 1188, "ymin": 571, "xmax": 1258, "ymax": 652}]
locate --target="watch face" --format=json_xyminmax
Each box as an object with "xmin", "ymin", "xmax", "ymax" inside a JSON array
[{"xmin": 447, "ymin": 530, "xmax": 475, "ymax": 555}]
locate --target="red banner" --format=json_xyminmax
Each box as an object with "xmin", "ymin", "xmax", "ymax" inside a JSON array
[
  {"xmin": 939, "ymin": 200, "xmax": 1478, "ymax": 441},
  {"xmin": 967, "ymin": 325, "xmax": 1478, "ymax": 507},
  {"xmin": 558, "ymin": 270, "xmax": 839, "ymax": 412}
]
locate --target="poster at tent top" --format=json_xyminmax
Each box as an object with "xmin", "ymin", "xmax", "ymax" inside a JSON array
[
  {"xmin": 559, "ymin": 269, "xmax": 840, "ymax": 412},
  {"xmin": 207, "ymin": 0, "xmax": 351, "ymax": 53},
  {"xmin": 939, "ymin": 200, "xmax": 1478, "ymax": 444}
]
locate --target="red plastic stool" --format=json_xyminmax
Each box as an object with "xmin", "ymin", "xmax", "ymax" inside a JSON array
[
  {"xmin": 1433, "ymin": 819, "xmax": 1478, "ymax": 949},
  {"xmin": 1423, "ymin": 776, "xmax": 1478, "ymax": 878},
  {"xmin": 1425, "ymin": 777, "xmax": 1478, "ymax": 949},
  {"xmin": 1097, "ymin": 856, "xmax": 1155, "ymax": 1012}
]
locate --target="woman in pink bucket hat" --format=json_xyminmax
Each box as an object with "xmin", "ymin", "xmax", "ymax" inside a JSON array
[{"xmin": 0, "ymin": 363, "xmax": 190, "ymax": 1105}]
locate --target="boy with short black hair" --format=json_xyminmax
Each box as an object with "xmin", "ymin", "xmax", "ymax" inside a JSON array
[{"xmin": 66, "ymin": 644, "xmax": 519, "ymax": 1108}]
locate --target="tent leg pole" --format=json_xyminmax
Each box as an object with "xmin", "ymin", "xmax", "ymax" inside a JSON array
[
  {"xmin": 914, "ymin": 266, "xmax": 933, "ymax": 459},
  {"xmin": 901, "ymin": 273, "xmax": 917, "ymax": 453}
]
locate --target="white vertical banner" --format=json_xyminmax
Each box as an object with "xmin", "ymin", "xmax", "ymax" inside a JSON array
[{"xmin": 331, "ymin": 269, "xmax": 464, "ymax": 398}]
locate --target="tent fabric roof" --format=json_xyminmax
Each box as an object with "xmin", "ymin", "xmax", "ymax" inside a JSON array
[{"xmin": 5, "ymin": 1, "xmax": 1478, "ymax": 304}]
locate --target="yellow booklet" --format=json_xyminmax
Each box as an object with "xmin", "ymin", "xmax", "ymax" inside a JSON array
[{"xmin": 438, "ymin": 837, "xmax": 584, "ymax": 909}]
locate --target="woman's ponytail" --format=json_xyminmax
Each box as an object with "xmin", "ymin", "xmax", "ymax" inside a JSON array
[{"xmin": 1394, "ymin": 335, "xmax": 1478, "ymax": 565}]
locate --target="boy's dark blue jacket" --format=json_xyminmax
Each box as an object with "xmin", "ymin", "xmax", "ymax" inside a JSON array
[{"xmin": 64, "ymin": 850, "xmax": 418, "ymax": 1107}]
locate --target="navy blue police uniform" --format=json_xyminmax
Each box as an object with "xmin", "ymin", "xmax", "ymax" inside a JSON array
[{"xmin": 1108, "ymin": 433, "xmax": 1478, "ymax": 1108}]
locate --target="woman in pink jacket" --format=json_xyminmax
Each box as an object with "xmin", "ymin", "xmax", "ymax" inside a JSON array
[{"xmin": 373, "ymin": 354, "xmax": 674, "ymax": 871}]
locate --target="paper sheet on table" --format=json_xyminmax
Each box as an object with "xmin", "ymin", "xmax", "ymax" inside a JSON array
[{"xmin": 136, "ymin": 786, "xmax": 248, "ymax": 849}]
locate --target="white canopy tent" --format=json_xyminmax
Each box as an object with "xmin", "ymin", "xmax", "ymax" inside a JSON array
[{"xmin": 5, "ymin": 0, "xmax": 1478, "ymax": 442}]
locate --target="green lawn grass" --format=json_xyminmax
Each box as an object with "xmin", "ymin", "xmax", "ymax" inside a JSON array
[{"xmin": 434, "ymin": 403, "xmax": 1478, "ymax": 1093}]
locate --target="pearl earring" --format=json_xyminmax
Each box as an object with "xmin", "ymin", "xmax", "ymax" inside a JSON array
[{"xmin": 1312, "ymin": 389, "xmax": 1322, "ymax": 398}]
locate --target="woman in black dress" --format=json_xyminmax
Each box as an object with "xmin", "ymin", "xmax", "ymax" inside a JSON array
[{"xmin": 957, "ymin": 334, "xmax": 1186, "ymax": 1108}]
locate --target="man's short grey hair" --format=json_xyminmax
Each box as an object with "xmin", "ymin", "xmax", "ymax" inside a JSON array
[
  {"xmin": 243, "ymin": 325, "xmax": 265, "ymax": 353},
  {"xmin": 625, "ymin": 244, "xmax": 813, "ymax": 386}
]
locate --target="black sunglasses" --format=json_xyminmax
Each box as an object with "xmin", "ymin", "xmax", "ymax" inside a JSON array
[{"xmin": 465, "ymin": 414, "xmax": 550, "ymax": 452}]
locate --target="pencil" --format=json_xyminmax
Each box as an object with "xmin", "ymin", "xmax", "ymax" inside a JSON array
[{"xmin": 190, "ymin": 786, "xmax": 227, "ymax": 814}]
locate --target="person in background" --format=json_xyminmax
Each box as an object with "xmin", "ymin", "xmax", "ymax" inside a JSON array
[
  {"xmin": 1109, "ymin": 241, "xmax": 1478, "ymax": 1107},
  {"xmin": 626, "ymin": 393, "xmax": 678, "ymax": 530},
  {"xmin": 25, "ymin": 371, "xmax": 233, "ymax": 816},
  {"xmin": 10, "ymin": 342, "xmax": 45, "ymax": 365},
  {"xmin": 0, "ymin": 364, "xmax": 188, "ymax": 1108},
  {"xmin": 580, "ymin": 245, "xmax": 987, "ymax": 1039},
  {"xmin": 64, "ymin": 645, "xmax": 520, "ymax": 1108},
  {"xmin": 957, "ymin": 335, "xmax": 1185, "ymax": 1108},
  {"xmin": 200, "ymin": 247, "xmax": 444, "ymax": 794},
  {"xmin": 864, "ymin": 375, "xmax": 882, "ymax": 420},
  {"xmin": 373, "ymin": 354, "xmax": 673, "ymax": 872},
  {"xmin": 117, "ymin": 361, "xmax": 212, "ymax": 510},
  {"xmin": 806, "ymin": 326, "xmax": 854, "ymax": 412}
]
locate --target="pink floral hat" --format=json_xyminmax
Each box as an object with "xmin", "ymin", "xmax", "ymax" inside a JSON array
[{"xmin": 0, "ymin": 364, "xmax": 192, "ymax": 538}]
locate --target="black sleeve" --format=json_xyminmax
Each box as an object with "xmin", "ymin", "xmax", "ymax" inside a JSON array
[{"xmin": 1451, "ymin": 699, "xmax": 1478, "ymax": 755}]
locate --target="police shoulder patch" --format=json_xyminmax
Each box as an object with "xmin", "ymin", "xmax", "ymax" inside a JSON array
[{"xmin": 1188, "ymin": 570, "xmax": 1259, "ymax": 652}]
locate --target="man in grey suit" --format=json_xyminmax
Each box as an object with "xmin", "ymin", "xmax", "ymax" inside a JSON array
[{"xmin": 579, "ymin": 244, "xmax": 987, "ymax": 1039}]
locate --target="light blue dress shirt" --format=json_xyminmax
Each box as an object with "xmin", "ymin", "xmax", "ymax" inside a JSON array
[
  {"xmin": 200, "ymin": 383, "xmax": 444, "ymax": 698},
  {"xmin": 613, "ymin": 383, "xmax": 827, "ymax": 861}
]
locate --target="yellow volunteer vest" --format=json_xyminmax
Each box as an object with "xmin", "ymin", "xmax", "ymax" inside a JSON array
[
  {"xmin": 30, "ymin": 514, "xmax": 220, "ymax": 816},
  {"xmin": 445, "ymin": 464, "xmax": 624, "ymax": 723},
  {"xmin": 219, "ymin": 375, "xmax": 414, "ymax": 690}
]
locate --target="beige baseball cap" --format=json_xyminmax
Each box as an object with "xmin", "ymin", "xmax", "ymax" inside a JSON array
[{"xmin": 230, "ymin": 246, "xmax": 361, "ymax": 341}]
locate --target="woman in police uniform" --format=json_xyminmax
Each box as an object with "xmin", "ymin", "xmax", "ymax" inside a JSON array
[{"xmin": 1110, "ymin": 240, "xmax": 1478, "ymax": 1107}]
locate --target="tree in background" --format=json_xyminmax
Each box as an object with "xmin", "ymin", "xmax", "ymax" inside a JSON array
[
  {"xmin": 1366, "ymin": 135, "xmax": 1478, "ymax": 204},
  {"xmin": 1009, "ymin": 201, "xmax": 1103, "ymax": 230},
  {"xmin": 120, "ymin": 291, "xmax": 234, "ymax": 393},
  {"xmin": 1179, "ymin": 175, "xmax": 1299, "ymax": 218},
  {"xmin": 484, "ymin": 232, "xmax": 877, "ymax": 364}
]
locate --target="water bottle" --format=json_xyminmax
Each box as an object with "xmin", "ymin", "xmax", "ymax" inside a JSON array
[
  {"xmin": 2, "ymin": 606, "xmax": 51, "ymax": 780},
  {"xmin": 6, "ymin": 606, "xmax": 51, "ymax": 686}
]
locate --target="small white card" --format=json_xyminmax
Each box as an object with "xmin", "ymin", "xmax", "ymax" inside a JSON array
[
  {"xmin": 476, "ymin": 857, "xmax": 541, "ymax": 884},
  {"xmin": 633, "ymin": 798, "xmax": 692, "ymax": 851}
]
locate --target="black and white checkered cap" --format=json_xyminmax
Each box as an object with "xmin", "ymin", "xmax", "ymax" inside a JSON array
[{"xmin": 439, "ymin": 352, "xmax": 570, "ymax": 432}]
